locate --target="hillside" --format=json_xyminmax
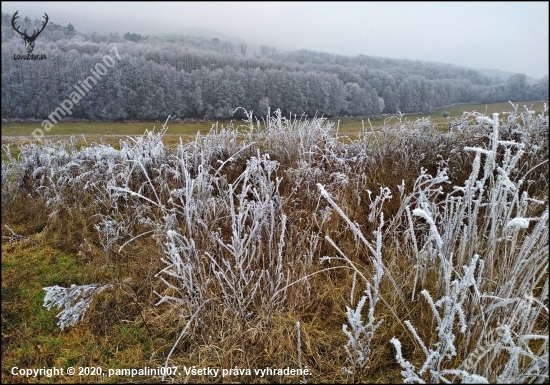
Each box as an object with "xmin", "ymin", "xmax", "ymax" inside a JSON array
[{"xmin": 2, "ymin": 12, "xmax": 548, "ymax": 121}]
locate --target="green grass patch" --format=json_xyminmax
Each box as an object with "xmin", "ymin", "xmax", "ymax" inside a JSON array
[
  {"xmin": 1, "ymin": 239, "xmax": 160, "ymax": 383},
  {"xmin": 1, "ymin": 240, "xmax": 84, "ymax": 380}
]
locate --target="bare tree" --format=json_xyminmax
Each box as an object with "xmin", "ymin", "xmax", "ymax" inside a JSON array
[{"xmin": 240, "ymin": 42, "xmax": 247, "ymax": 56}]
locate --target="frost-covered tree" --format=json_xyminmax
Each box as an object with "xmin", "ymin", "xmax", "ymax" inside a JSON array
[{"xmin": 1, "ymin": 12, "xmax": 544, "ymax": 121}]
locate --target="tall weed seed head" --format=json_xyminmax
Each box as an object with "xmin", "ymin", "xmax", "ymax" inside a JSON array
[
  {"xmin": 387, "ymin": 112, "xmax": 548, "ymax": 383},
  {"xmin": 26, "ymin": 107, "xmax": 547, "ymax": 382}
]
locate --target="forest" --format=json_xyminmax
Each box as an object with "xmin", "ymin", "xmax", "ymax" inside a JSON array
[{"xmin": 2, "ymin": 12, "xmax": 548, "ymax": 121}]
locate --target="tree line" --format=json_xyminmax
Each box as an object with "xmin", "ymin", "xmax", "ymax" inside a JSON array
[{"xmin": 1, "ymin": 12, "xmax": 548, "ymax": 121}]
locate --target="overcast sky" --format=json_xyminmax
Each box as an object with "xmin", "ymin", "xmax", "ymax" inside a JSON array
[{"xmin": 3, "ymin": 1, "xmax": 548, "ymax": 79}]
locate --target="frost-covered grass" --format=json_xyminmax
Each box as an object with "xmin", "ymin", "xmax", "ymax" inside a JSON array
[{"xmin": 2, "ymin": 104, "xmax": 548, "ymax": 383}]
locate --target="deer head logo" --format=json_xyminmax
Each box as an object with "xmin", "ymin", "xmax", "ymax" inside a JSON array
[{"xmin": 11, "ymin": 10, "xmax": 49, "ymax": 53}]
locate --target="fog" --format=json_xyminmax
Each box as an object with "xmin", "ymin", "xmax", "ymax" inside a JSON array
[{"xmin": 2, "ymin": 1, "xmax": 548, "ymax": 79}]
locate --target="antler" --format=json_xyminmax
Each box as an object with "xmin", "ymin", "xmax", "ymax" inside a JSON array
[
  {"xmin": 11, "ymin": 11, "xmax": 49, "ymax": 40},
  {"xmin": 32, "ymin": 12, "xmax": 49, "ymax": 39},
  {"xmin": 11, "ymin": 11, "xmax": 25, "ymax": 37}
]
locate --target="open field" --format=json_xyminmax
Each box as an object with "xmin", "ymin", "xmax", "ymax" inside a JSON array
[
  {"xmin": 2, "ymin": 106, "xmax": 548, "ymax": 383},
  {"xmin": 2, "ymin": 101, "xmax": 547, "ymax": 142},
  {"xmin": 1, "ymin": 121, "xmax": 216, "ymax": 138},
  {"xmin": 332, "ymin": 100, "xmax": 549, "ymax": 134}
]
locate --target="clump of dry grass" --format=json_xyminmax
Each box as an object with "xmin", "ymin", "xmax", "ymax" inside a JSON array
[{"xmin": 2, "ymin": 106, "xmax": 548, "ymax": 383}]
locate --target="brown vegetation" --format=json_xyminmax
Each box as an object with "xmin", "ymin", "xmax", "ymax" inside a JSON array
[{"xmin": 2, "ymin": 107, "xmax": 548, "ymax": 383}]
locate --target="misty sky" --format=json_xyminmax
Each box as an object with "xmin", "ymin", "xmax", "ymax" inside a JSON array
[{"xmin": 3, "ymin": 1, "xmax": 548, "ymax": 79}]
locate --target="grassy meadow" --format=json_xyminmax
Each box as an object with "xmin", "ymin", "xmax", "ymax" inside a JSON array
[
  {"xmin": 1, "ymin": 104, "xmax": 548, "ymax": 383},
  {"xmin": 0, "ymin": 121, "xmax": 215, "ymax": 137},
  {"xmin": 2, "ymin": 101, "xmax": 547, "ymax": 143},
  {"xmin": 333, "ymin": 101, "xmax": 549, "ymax": 134}
]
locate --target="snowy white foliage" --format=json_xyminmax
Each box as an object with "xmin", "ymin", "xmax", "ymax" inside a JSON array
[
  {"xmin": 1, "ymin": 104, "xmax": 546, "ymax": 382},
  {"xmin": 316, "ymin": 106, "xmax": 548, "ymax": 382},
  {"xmin": 318, "ymin": 185, "xmax": 387, "ymax": 380},
  {"xmin": 505, "ymin": 217, "xmax": 531, "ymax": 229},
  {"xmin": 387, "ymin": 109, "xmax": 549, "ymax": 383},
  {"xmin": 389, "ymin": 255, "xmax": 484, "ymax": 383},
  {"xmin": 43, "ymin": 284, "xmax": 113, "ymax": 330}
]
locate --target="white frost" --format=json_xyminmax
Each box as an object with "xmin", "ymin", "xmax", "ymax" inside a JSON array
[{"xmin": 506, "ymin": 217, "xmax": 530, "ymax": 229}]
